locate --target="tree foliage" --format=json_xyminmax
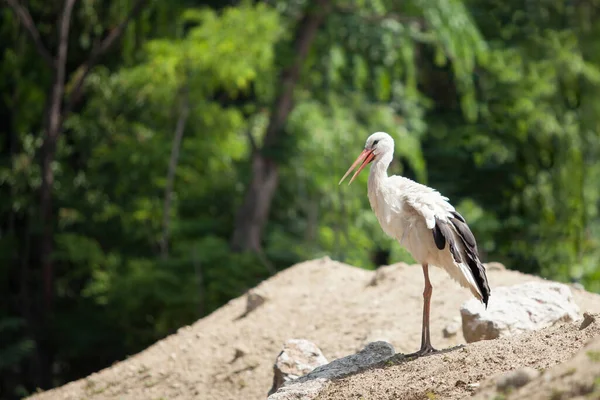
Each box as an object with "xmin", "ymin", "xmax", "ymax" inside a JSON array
[{"xmin": 1, "ymin": 0, "xmax": 600, "ymax": 397}]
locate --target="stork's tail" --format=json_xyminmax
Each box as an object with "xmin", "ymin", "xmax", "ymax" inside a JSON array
[
  {"xmin": 433, "ymin": 211, "xmax": 491, "ymax": 307},
  {"xmin": 467, "ymin": 258, "xmax": 490, "ymax": 308}
]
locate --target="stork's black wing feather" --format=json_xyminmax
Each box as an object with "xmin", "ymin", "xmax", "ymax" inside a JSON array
[
  {"xmin": 432, "ymin": 222, "xmax": 446, "ymax": 250},
  {"xmin": 450, "ymin": 211, "xmax": 477, "ymax": 249},
  {"xmin": 433, "ymin": 217, "xmax": 461, "ymax": 262},
  {"xmin": 432, "ymin": 212, "xmax": 491, "ymax": 307}
]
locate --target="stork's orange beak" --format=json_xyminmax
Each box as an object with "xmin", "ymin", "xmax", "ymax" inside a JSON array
[{"xmin": 338, "ymin": 149, "xmax": 375, "ymax": 185}]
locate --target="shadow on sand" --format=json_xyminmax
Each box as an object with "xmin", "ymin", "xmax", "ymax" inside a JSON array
[{"xmin": 269, "ymin": 342, "xmax": 467, "ymax": 398}]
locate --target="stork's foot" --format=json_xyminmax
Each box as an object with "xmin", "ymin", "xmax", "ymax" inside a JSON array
[
  {"xmin": 416, "ymin": 345, "xmax": 438, "ymax": 356},
  {"xmin": 405, "ymin": 345, "xmax": 438, "ymax": 358}
]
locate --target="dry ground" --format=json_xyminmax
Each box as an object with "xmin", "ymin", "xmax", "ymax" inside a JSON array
[
  {"xmin": 475, "ymin": 322, "xmax": 600, "ymax": 400},
  {"xmin": 318, "ymin": 314, "xmax": 600, "ymax": 400},
  {"xmin": 27, "ymin": 258, "xmax": 600, "ymax": 400}
]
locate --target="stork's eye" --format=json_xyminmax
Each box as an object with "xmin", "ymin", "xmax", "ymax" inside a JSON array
[{"xmin": 373, "ymin": 140, "xmax": 379, "ymax": 146}]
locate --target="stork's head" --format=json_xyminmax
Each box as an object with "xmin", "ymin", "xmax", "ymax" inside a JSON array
[
  {"xmin": 365, "ymin": 131, "xmax": 394, "ymax": 156},
  {"xmin": 338, "ymin": 131, "xmax": 395, "ymax": 185}
]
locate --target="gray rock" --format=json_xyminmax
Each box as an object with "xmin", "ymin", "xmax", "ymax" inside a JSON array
[
  {"xmin": 579, "ymin": 312, "xmax": 596, "ymax": 330},
  {"xmin": 461, "ymin": 281, "xmax": 581, "ymax": 343},
  {"xmin": 361, "ymin": 329, "xmax": 392, "ymax": 348},
  {"xmin": 484, "ymin": 262, "xmax": 506, "ymax": 271},
  {"xmin": 367, "ymin": 265, "xmax": 392, "ymax": 286},
  {"xmin": 267, "ymin": 339, "xmax": 328, "ymax": 396},
  {"xmin": 570, "ymin": 282, "xmax": 585, "ymax": 291},
  {"xmin": 231, "ymin": 345, "xmax": 248, "ymax": 363},
  {"xmin": 244, "ymin": 288, "xmax": 268, "ymax": 315},
  {"xmin": 268, "ymin": 341, "xmax": 395, "ymax": 400},
  {"xmin": 443, "ymin": 317, "xmax": 461, "ymax": 338},
  {"xmin": 367, "ymin": 263, "xmax": 409, "ymax": 286},
  {"xmin": 496, "ymin": 367, "xmax": 540, "ymax": 392}
]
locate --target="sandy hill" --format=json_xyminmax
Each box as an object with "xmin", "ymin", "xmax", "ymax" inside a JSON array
[
  {"xmin": 318, "ymin": 313, "xmax": 600, "ymax": 399},
  {"xmin": 27, "ymin": 258, "xmax": 600, "ymax": 400}
]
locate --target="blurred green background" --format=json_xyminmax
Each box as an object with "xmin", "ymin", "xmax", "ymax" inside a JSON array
[{"xmin": 1, "ymin": 0, "xmax": 600, "ymax": 397}]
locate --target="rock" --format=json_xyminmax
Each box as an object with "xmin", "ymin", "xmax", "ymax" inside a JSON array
[
  {"xmin": 579, "ymin": 312, "xmax": 596, "ymax": 330},
  {"xmin": 268, "ymin": 341, "xmax": 395, "ymax": 400},
  {"xmin": 367, "ymin": 265, "xmax": 393, "ymax": 286},
  {"xmin": 443, "ymin": 317, "xmax": 462, "ymax": 338},
  {"xmin": 230, "ymin": 346, "xmax": 248, "ymax": 363},
  {"xmin": 361, "ymin": 329, "xmax": 392, "ymax": 348},
  {"xmin": 244, "ymin": 288, "xmax": 268, "ymax": 315},
  {"xmin": 495, "ymin": 367, "xmax": 540, "ymax": 392},
  {"xmin": 367, "ymin": 263, "xmax": 408, "ymax": 286},
  {"xmin": 570, "ymin": 282, "xmax": 585, "ymax": 291},
  {"xmin": 485, "ymin": 262, "xmax": 506, "ymax": 271},
  {"xmin": 267, "ymin": 339, "xmax": 328, "ymax": 396},
  {"xmin": 454, "ymin": 379, "xmax": 467, "ymax": 388},
  {"xmin": 461, "ymin": 281, "xmax": 581, "ymax": 343}
]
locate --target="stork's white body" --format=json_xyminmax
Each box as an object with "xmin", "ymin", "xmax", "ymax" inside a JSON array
[
  {"xmin": 340, "ymin": 131, "xmax": 490, "ymax": 355},
  {"xmin": 367, "ymin": 167, "xmax": 483, "ymax": 301}
]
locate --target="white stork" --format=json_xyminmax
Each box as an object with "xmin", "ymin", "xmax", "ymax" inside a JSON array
[{"xmin": 339, "ymin": 131, "xmax": 491, "ymax": 356}]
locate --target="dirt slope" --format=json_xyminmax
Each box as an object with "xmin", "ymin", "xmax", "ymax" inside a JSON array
[
  {"xmin": 27, "ymin": 258, "xmax": 600, "ymax": 400},
  {"xmin": 474, "ymin": 315, "xmax": 600, "ymax": 400},
  {"xmin": 475, "ymin": 320, "xmax": 600, "ymax": 400},
  {"xmin": 317, "ymin": 315, "xmax": 600, "ymax": 400}
]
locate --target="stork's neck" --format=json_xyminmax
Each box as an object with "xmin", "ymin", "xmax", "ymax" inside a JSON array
[{"xmin": 368, "ymin": 151, "xmax": 393, "ymax": 191}]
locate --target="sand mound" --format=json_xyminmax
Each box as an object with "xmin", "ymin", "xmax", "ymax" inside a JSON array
[
  {"xmin": 27, "ymin": 258, "xmax": 600, "ymax": 400},
  {"xmin": 318, "ymin": 315, "xmax": 600, "ymax": 400},
  {"xmin": 475, "ymin": 316, "xmax": 600, "ymax": 400}
]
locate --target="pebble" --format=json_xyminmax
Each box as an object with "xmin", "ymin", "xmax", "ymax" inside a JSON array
[
  {"xmin": 443, "ymin": 317, "xmax": 462, "ymax": 338},
  {"xmin": 496, "ymin": 367, "xmax": 540, "ymax": 392}
]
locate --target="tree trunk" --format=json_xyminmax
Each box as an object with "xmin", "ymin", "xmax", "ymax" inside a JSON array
[
  {"xmin": 35, "ymin": 0, "xmax": 76, "ymax": 388},
  {"xmin": 231, "ymin": 0, "xmax": 330, "ymax": 252},
  {"xmin": 40, "ymin": 135, "xmax": 57, "ymax": 310},
  {"xmin": 232, "ymin": 154, "xmax": 280, "ymax": 252},
  {"xmin": 6, "ymin": 0, "xmax": 149, "ymax": 310},
  {"xmin": 191, "ymin": 246, "xmax": 204, "ymax": 317},
  {"xmin": 4, "ymin": 0, "xmax": 149, "ymax": 388},
  {"xmin": 160, "ymin": 83, "xmax": 190, "ymax": 259},
  {"xmin": 40, "ymin": 0, "xmax": 76, "ymax": 312}
]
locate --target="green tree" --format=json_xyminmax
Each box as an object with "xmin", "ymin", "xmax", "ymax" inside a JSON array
[
  {"xmin": 53, "ymin": 0, "xmax": 282, "ymax": 386},
  {"xmin": 254, "ymin": 0, "xmax": 490, "ymax": 269},
  {"xmin": 423, "ymin": 0, "xmax": 600, "ymax": 286},
  {"xmin": 2, "ymin": 1, "xmax": 600, "ymax": 398}
]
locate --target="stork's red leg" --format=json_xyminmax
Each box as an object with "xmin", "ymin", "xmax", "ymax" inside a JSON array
[{"xmin": 416, "ymin": 263, "xmax": 437, "ymax": 355}]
